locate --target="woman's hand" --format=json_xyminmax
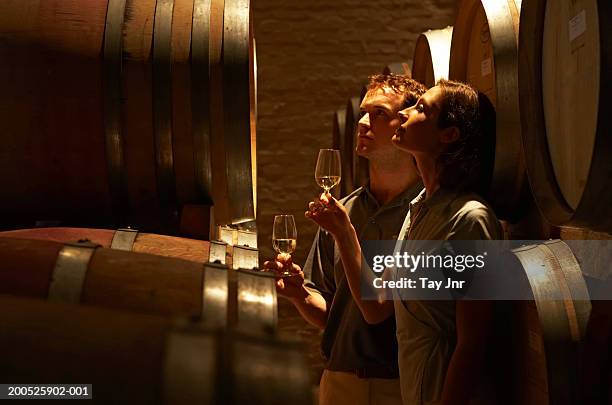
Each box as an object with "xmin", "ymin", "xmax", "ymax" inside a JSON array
[{"xmin": 305, "ymin": 192, "xmax": 351, "ymax": 238}]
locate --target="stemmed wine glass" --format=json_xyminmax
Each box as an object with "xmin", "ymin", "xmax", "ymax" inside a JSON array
[
  {"xmin": 315, "ymin": 149, "xmax": 341, "ymax": 194},
  {"xmin": 272, "ymin": 214, "xmax": 297, "ymax": 277}
]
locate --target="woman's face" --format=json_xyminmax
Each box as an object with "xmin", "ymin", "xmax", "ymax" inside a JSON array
[{"xmin": 393, "ymin": 86, "xmax": 451, "ymax": 157}]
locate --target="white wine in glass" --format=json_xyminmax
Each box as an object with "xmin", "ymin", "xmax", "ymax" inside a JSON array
[
  {"xmin": 315, "ymin": 149, "xmax": 341, "ymax": 193},
  {"xmin": 272, "ymin": 214, "xmax": 297, "ymax": 276},
  {"xmin": 272, "ymin": 238, "xmax": 297, "ymax": 254}
]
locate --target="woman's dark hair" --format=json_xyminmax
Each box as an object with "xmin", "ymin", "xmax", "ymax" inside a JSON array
[{"xmin": 436, "ymin": 79, "xmax": 495, "ymax": 194}]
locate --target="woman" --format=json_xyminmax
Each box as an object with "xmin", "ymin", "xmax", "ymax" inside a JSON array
[{"xmin": 306, "ymin": 80, "xmax": 502, "ymax": 405}]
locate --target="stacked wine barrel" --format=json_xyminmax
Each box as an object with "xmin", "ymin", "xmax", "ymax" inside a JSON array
[
  {"xmin": 346, "ymin": 97, "xmax": 369, "ymax": 191},
  {"xmin": 0, "ymin": 295, "xmax": 310, "ymax": 404},
  {"xmin": 331, "ymin": 108, "xmax": 346, "ymax": 199},
  {"xmin": 332, "ymin": 93, "xmax": 368, "ymax": 196},
  {"xmin": 0, "ymin": 0, "xmax": 307, "ymax": 391},
  {"xmin": 449, "ymin": 0, "xmax": 526, "ymax": 222},
  {"xmin": 0, "ymin": 0, "xmax": 257, "ymax": 235},
  {"xmin": 443, "ymin": 1, "xmax": 612, "ymax": 404},
  {"xmin": 383, "ymin": 61, "xmax": 412, "ymax": 76},
  {"xmin": 0, "ymin": 224, "xmax": 313, "ymax": 403},
  {"xmin": 412, "ymin": 26, "xmax": 453, "ymax": 87},
  {"xmin": 519, "ymin": 0, "xmax": 612, "ymax": 233}
]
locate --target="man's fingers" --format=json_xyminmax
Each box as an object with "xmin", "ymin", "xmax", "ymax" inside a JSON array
[
  {"xmin": 263, "ymin": 260, "xmax": 279, "ymax": 271},
  {"xmin": 306, "ymin": 210, "xmax": 319, "ymax": 220},
  {"xmin": 326, "ymin": 195, "xmax": 338, "ymax": 207},
  {"xmin": 308, "ymin": 200, "xmax": 325, "ymax": 213},
  {"xmin": 276, "ymin": 253, "xmax": 291, "ymax": 262},
  {"xmin": 319, "ymin": 193, "xmax": 339, "ymax": 211},
  {"xmin": 319, "ymin": 192, "xmax": 330, "ymax": 204},
  {"xmin": 263, "ymin": 261, "xmax": 283, "ymax": 272}
]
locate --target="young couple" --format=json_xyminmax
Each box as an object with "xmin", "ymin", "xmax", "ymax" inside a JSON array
[{"xmin": 264, "ymin": 74, "xmax": 502, "ymax": 405}]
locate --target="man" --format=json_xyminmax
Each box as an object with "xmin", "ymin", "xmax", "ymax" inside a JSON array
[{"xmin": 264, "ymin": 74, "xmax": 426, "ymax": 405}]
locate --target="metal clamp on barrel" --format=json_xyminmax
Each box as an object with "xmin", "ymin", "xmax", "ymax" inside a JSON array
[
  {"xmin": 111, "ymin": 228, "xmax": 139, "ymax": 251},
  {"xmin": 218, "ymin": 226, "xmax": 236, "ymax": 245},
  {"xmin": 513, "ymin": 241, "xmax": 583, "ymax": 342},
  {"xmin": 232, "ymin": 245, "xmax": 258, "ymax": 270},
  {"xmin": 164, "ymin": 325, "xmax": 311, "ymax": 405},
  {"xmin": 153, "ymin": 0, "xmax": 179, "ymax": 230},
  {"xmin": 236, "ymin": 229, "xmax": 257, "ymax": 248},
  {"xmin": 48, "ymin": 240, "xmax": 100, "ymax": 304},
  {"xmin": 229, "ymin": 330, "xmax": 311, "ymax": 404},
  {"xmin": 236, "ymin": 269, "xmax": 277, "ymax": 332},
  {"xmin": 163, "ymin": 322, "xmax": 216, "ymax": 404},
  {"xmin": 103, "ymin": 0, "xmax": 130, "ymax": 222},
  {"xmin": 208, "ymin": 240, "xmax": 228, "ymax": 264},
  {"xmin": 542, "ymin": 240, "xmax": 591, "ymax": 341},
  {"xmin": 202, "ymin": 263, "xmax": 229, "ymax": 327}
]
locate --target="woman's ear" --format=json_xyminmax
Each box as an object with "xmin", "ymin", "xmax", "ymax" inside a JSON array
[{"xmin": 440, "ymin": 126, "xmax": 460, "ymax": 145}]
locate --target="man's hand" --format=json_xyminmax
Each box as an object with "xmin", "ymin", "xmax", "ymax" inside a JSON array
[
  {"xmin": 306, "ymin": 192, "xmax": 351, "ymax": 238},
  {"xmin": 263, "ymin": 253, "xmax": 328, "ymax": 330},
  {"xmin": 262, "ymin": 253, "xmax": 307, "ymax": 302}
]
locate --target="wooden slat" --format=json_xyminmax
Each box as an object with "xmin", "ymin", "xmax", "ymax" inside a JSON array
[
  {"xmin": 512, "ymin": 240, "xmax": 591, "ymax": 405},
  {"xmin": 412, "ymin": 26, "xmax": 452, "ymax": 87},
  {"xmin": 222, "ymin": 0, "xmax": 256, "ymax": 224},
  {"xmin": 450, "ymin": 0, "xmax": 526, "ymax": 222},
  {"xmin": 191, "ymin": 0, "xmax": 215, "ymax": 203},
  {"xmin": 0, "ymin": 227, "xmax": 210, "ymax": 263}
]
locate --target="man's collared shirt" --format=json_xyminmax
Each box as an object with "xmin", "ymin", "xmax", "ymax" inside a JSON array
[{"xmin": 303, "ymin": 182, "xmax": 422, "ymax": 375}]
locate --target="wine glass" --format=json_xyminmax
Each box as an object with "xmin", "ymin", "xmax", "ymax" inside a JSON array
[
  {"xmin": 315, "ymin": 149, "xmax": 341, "ymax": 194},
  {"xmin": 272, "ymin": 214, "xmax": 297, "ymax": 277}
]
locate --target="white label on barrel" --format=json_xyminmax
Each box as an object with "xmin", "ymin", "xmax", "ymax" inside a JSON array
[
  {"xmin": 569, "ymin": 10, "xmax": 586, "ymax": 43},
  {"xmin": 481, "ymin": 58, "xmax": 492, "ymax": 76}
]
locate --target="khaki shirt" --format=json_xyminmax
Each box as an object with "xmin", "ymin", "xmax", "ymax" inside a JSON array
[{"xmin": 393, "ymin": 188, "xmax": 502, "ymax": 405}]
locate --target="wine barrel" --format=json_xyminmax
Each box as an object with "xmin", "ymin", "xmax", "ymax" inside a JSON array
[
  {"xmin": 0, "ymin": 237, "xmax": 276, "ymax": 330},
  {"xmin": 332, "ymin": 108, "xmax": 346, "ymax": 154},
  {"xmin": 339, "ymin": 99, "xmax": 355, "ymax": 196},
  {"xmin": 0, "ymin": 227, "xmax": 210, "ymax": 263},
  {"xmin": 412, "ymin": 26, "xmax": 453, "ymax": 88},
  {"xmin": 382, "ymin": 61, "xmax": 412, "ymax": 76},
  {"xmin": 449, "ymin": 0, "xmax": 526, "ymax": 221},
  {"xmin": 332, "ymin": 108, "xmax": 346, "ymax": 198},
  {"xmin": 579, "ymin": 291, "xmax": 612, "ymax": 405},
  {"xmin": 0, "ymin": 295, "xmax": 310, "ymax": 405},
  {"xmin": 0, "ymin": 0, "xmax": 256, "ymax": 233},
  {"xmin": 518, "ymin": 0, "xmax": 612, "ymax": 232},
  {"xmin": 555, "ymin": 230, "xmax": 612, "ymax": 403},
  {"xmin": 346, "ymin": 96, "xmax": 369, "ymax": 191},
  {"xmin": 559, "ymin": 228, "xmax": 612, "ymax": 282},
  {"xmin": 510, "ymin": 240, "xmax": 591, "ymax": 405},
  {"xmin": 220, "ymin": 0, "xmax": 258, "ymax": 225}
]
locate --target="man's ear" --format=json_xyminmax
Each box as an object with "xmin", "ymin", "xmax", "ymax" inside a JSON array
[{"xmin": 440, "ymin": 126, "xmax": 460, "ymax": 145}]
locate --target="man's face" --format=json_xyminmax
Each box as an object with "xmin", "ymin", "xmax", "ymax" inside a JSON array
[
  {"xmin": 393, "ymin": 86, "xmax": 446, "ymax": 156},
  {"xmin": 355, "ymin": 87, "xmax": 406, "ymax": 159}
]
